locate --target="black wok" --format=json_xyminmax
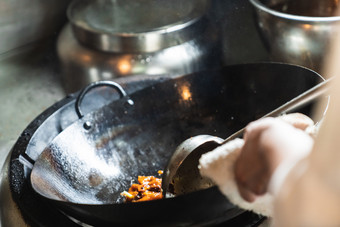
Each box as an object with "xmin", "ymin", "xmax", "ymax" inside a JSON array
[{"xmin": 12, "ymin": 63, "xmax": 325, "ymax": 226}]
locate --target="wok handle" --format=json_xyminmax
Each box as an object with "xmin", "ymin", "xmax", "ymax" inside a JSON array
[{"xmin": 75, "ymin": 80, "xmax": 134, "ymax": 119}]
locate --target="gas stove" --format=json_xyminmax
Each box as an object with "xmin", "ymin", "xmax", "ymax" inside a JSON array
[{"xmin": 0, "ymin": 42, "xmax": 269, "ymax": 226}]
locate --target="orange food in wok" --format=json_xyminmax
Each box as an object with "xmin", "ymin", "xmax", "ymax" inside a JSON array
[{"xmin": 121, "ymin": 175, "xmax": 163, "ymax": 202}]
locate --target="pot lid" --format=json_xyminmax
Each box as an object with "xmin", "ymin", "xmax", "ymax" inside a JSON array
[{"xmin": 67, "ymin": 0, "xmax": 209, "ymax": 53}]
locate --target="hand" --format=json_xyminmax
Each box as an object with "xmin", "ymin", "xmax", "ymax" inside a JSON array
[{"xmin": 234, "ymin": 117, "xmax": 314, "ymax": 202}]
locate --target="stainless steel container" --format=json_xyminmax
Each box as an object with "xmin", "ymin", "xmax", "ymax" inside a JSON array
[
  {"xmin": 58, "ymin": 0, "xmax": 220, "ymax": 92},
  {"xmin": 249, "ymin": 0, "xmax": 340, "ymax": 74}
]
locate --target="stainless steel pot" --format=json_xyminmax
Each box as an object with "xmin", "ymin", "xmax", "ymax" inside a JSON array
[
  {"xmin": 57, "ymin": 0, "xmax": 220, "ymax": 93},
  {"xmin": 249, "ymin": 0, "xmax": 340, "ymax": 74}
]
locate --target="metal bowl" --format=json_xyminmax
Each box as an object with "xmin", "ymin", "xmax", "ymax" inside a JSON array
[{"xmin": 249, "ymin": 0, "xmax": 340, "ymax": 73}]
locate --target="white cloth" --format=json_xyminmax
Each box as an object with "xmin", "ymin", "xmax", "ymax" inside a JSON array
[
  {"xmin": 199, "ymin": 138, "xmax": 275, "ymax": 217},
  {"xmin": 199, "ymin": 114, "xmax": 316, "ymax": 218}
]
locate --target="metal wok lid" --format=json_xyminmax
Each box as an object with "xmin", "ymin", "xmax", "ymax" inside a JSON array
[{"xmin": 68, "ymin": 0, "xmax": 209, "ymax": 53}]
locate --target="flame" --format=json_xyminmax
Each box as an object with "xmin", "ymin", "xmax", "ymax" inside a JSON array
[
  {"xmin": 118, "ymin": 58, "xmax": 132, "ymax": 74},
  {"xmin": 179, "ymin": 83, "xmax": 192, "ymax": 101},
  {"xmin": 81, "ymin": 54, "xmax": 92, "ymax": 62},
  {"xmin": 303, "ymin": 24, "xmax": 312, "ymax": 30}
]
